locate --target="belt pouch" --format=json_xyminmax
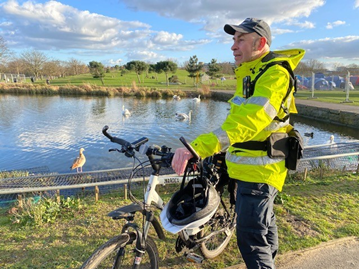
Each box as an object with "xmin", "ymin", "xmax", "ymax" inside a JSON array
[
  {"xmin": 267, "ymin": 133, "xmax": 289, "ymax": 158},
  {"xmin": 285, "ymin": 130, "xmax": 304, "ymax": 170}
]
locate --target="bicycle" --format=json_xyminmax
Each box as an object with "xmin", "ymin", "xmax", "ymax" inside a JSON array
[{"xmin": 80, "ymin": 125, "xmax": 236, "ymax": 269}]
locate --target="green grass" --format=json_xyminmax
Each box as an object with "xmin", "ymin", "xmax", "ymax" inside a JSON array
[
  {"xmin": 295, "ymin": 89, "xmax": 359, "ymax": 106},
  {"xmin": 38, "ymin": 69, "xmax": 238, "ymax": 90},
  {"xmin": 1, "ymin": 170, "xmax": 358, "ymax": 268}
]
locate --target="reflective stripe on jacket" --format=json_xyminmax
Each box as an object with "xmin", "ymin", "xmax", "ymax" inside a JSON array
[{"xmin": 190, "ymin": 49, "xmax": 305, "ymax": 191}]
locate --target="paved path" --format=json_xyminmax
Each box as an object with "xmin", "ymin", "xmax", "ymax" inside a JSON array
[{"xmin": 225, "ymin": 237, "xmax": 359, "ymax": 269}]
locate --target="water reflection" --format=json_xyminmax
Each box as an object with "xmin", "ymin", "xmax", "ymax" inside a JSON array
[{"xmin": 0, "ymin": 95, "xmax": 358, "ymax": 173}]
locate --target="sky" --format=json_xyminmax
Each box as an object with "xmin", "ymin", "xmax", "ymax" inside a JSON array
[{"xmin": 0, "ymin": 0, "xmax": 358, "ymax": 69}]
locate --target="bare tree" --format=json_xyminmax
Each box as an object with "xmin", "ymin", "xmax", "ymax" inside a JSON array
[
  {"xmin": 20, "ymin": 50, "xmax": 48, "ymax": 78},
  {"xmin": 305, "ymin": 59, "xmax": 325, "ymax": 73},
  {"xmin": 42, "ymin": 60, "xmax": 65, "ymax": 79},
  {"xmin": 66, "ymin": 58, "xmax": 87, "ymax": 76},
  {"xmin": 0, "ymin": 36, "xmax": 10, "ymax": 62},
  {"xmin": 295, "ymin": 61, "xmax": 311, "ymax": 77},
  {"xmin": 6, "ymin": 58, "xmax": 27, "ymax": 75}
]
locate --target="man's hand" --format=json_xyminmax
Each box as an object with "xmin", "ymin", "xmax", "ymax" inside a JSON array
[{"xmin": 171, "ymin": 147, "xmax": 193, "ymax": 175}]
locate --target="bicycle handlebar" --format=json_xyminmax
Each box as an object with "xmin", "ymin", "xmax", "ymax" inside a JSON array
[
  {"xmin": 102, "ymin": 125, "xmax": 199, "ymax": 167},
  {"xmin": 179, "ymin": 136, "xmax": 200, "ymax": 161}
]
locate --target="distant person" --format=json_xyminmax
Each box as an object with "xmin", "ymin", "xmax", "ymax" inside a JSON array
[
  {"xmin": 46, "ymin": 79, "xmax": 50, "ymax": 85},
  {"xmin": 171, "ymin": 18, "xmax": 305, "ymax": 268},
  {"xmin": 31, "ymin": 77, "xmax": 35, "ymax": 83}
]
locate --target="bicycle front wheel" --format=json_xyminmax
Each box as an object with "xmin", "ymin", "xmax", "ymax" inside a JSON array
[
  {"xmin": 81, "ymin": 233, "xmax": 159, "ymax": 269},
  {"xmin": 199, "ymin": 208, "xmax": 235, "ymax": 259}
]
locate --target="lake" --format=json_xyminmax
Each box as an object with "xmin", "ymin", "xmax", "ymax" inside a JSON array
[{"xmin": 1, "ymin": 94, "xmax": 358, "ymax": 174}]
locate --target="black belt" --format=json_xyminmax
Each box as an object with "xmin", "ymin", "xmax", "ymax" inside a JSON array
[{"xmin": 232, "ymin": 141, "xmax": 267, "ymax": 151}]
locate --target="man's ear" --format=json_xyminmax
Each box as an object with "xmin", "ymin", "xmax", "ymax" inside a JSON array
[{"xmin": 257, "ymin": 37, "xmax": 267, "ymax": 50}]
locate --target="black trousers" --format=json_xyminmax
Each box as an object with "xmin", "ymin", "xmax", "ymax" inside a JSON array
[{"xmin": 235, "ymin": 180, "xmax": 279, "ymax": 269}]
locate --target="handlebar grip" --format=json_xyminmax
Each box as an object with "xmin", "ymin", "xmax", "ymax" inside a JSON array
[
  {"xmin": 102, "ymin": 125, "xmax": 112, "ymax": 139},
  {"xmin": 179, "ymin": 136, "xmax": 200, "ymax": 161}
]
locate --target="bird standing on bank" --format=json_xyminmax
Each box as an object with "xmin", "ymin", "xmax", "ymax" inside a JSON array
[{"xmin": 71, "ymin": 148, "xmax": 86, "ymax": 173}]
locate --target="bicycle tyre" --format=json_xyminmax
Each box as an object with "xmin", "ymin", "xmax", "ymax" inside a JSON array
[
  {"xmin": 81, "ymin": 233, "xmax": 159, "ymax": 269},
  {"xmin": 199, "ymin": 208, "xmax": 235, "ymax": 259}
]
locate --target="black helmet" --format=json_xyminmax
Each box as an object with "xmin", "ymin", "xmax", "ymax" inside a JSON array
[{"xmin": 161, "ymin": 177, "xmax": 220, "ymax": 233}]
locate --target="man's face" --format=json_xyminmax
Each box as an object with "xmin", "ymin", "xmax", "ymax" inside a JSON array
[{"xmin": 231, "ymin": 32, "xmax": 258, "ymax": 66}]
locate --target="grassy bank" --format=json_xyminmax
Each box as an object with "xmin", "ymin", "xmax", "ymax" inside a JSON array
[
  {"xmin": 0, "ymin": 69, "xmax": 237, "ymax": 96},
  {"xmin": 1, "ymin": 69, "xmax": 358, "ymax": 108},
  {"xmin": 295, "ymin": 90, "xmax": 359, "ymax": 106},
  {"xmin": 0, "ymin": 170, "xmax": 358, "ymax": 268}
]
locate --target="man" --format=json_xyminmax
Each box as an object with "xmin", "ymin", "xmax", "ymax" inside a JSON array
[{"xmin": 172, "ymin": 18, "xmax": 305, "ymax": 268}]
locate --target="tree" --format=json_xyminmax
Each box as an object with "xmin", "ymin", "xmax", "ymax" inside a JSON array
[
  {"xmin": 306, "ymin": 59, "xmax": 325, "ymax": 73},
  {"xmin": 148, "ymin": 64, "xmax": 157, "ymax": 80},
  {"xmin": 42, "ymin": 60, "xmax": 65, "ymax": 79},
  {"xmin": 295, "ymin": 61, "xmax": 311, "ymax": 77},
  {"xmin": 155, "ymin": 61, "xmax": 178, "ymax": 86},
  {"xmin": 6, "ymin": 58, "xmax": 26, "ymax": 76},
  {"xmin": 67, "ymin": 58, "xmax": 87, "ymax": 76},
  {"xmin": 125, "ymin": 61, "xmax": 148, "ymax": 83},
  {"xmin": 20, "ymin": 50, "xmax": 48, "ymax": 78},
  {"xmin": 88, "ymin": 61, "xmax": 105, "ymax": 85},
  {"xmin": 185, "ymin": 55, "xmax": 204, "ymax": 85},
  {"xmin": 220, "ymin": 62, "xmax": 235, "ymax": 75},
  {"xmin": 0, "ymin": 36, "xmax": 10, "ymax": 63},
  {"xmin": 206, "ymin": 59, "xmax": 221, "ymax": 79}
]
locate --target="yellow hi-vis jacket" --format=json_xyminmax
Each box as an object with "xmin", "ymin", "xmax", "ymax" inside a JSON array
[{"xmin": 190, "ymin": 49, "xmax": 305, "ymax": 191}]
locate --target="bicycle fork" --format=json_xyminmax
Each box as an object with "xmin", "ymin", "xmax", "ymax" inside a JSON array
[{"xmin": 125, "ymin": 211, "xmax": 155, "ymax": 268}]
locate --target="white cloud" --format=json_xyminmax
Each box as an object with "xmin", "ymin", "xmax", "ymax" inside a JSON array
[
  {"xmin": 152, "ymin": 31, "xmax": 183, "ymax": 45},
  {"xmin": 0, "ymin": 0, "xmax": 207, "ymax": 62},
  {"xmin": 288, "ymin": 20, "xmax": 315, "ymax": 29},
  {"xmin": 283, "ymin": 36, "xmax": 359, "ymax": 60},
  {"xmin": 355, "ymin": 0, "xmax": 359, "ymax": 8},
  {"xmin": 108, "ymin": 59, "xmax": 122, "ymax": 65},
  {"xmin": 120, "ymin": 0, "xmax": 324, "ymax": 32},
  {"xmin": 125, "ymin": 51, "xmax": 165, "ymax": 62},
  {"xmin": 326, "ymin": 20, "xmax": 346, "ymax": 29},
  {"xmin": 272, "ymin": 28, "xmax": 295, "ymax": 35},
  {"xmin": 0, "ymin": 0, "xmax": 151, "ymax": 50}
]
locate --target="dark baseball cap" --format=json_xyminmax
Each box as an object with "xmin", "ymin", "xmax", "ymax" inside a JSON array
[{"xmin": 224, "ymin": 18, "xmax": 272, "ymax": 46}]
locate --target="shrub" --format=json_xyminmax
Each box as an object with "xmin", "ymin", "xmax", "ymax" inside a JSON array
[{"xmin": 10, "ymin": 196, "xmax": 85, "ymax": 226}]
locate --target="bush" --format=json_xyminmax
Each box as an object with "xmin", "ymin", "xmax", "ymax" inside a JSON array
[{"xmin": 10, "ymin": 196, "xmax": 85, "ymax": 226}]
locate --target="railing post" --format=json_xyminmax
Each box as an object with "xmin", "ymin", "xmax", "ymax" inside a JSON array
[
  {"xmin": 124, "ymin": 184, "xmax": 128, "ymax": 200},
  {"xmin": 95, "ymin": 186, "xmax": 99, "ymax": 202},
  {"xmin": 56, "ymin": 190, "xmax": 61, "ymax": 203},
  {"xmin": 17, "ymin": 194, "xmax": 23, "ymax": 209}
]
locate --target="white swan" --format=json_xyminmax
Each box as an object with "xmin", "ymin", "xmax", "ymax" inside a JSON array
[
  {"xmin": 173, "ymin": 95, "xmax": 181, "ymax": 101},
  {"xmin": 122, "ymin": 105, "xmax": 131, "ymax": 116},
  {"xmin": 192, "ymin": 95, "xmax": 201, "ymax": 103},
  {"xmin": 328, "ymin": 135, "xmax": 335, "ymax": 144},
  {"xmin": 175, "ymin": 110, "xmax": 192, "ymax": 121}
]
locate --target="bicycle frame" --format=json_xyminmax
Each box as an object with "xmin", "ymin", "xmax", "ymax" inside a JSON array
[{"xmin": 98, "ymin": 126, "xmax": 235, "ymax": 267}]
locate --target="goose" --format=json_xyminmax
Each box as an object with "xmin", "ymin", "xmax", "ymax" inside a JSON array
[
  {"xmin": 71, "ymin": 148, "xmax": 86, "ymax": 173},
  {"xmin": 304, "ymin": 132, "xmax": 314, "ymax": 138},
  {"xmin": 175, "ymin": 110, "xmax": 192, "ymax": 121},
  {"xmin": 122, "ymin": 105, "xmax": 131, "ymax": 116},
  {"xmin": 173, "ymin": 95, "xmax": 181, "ymax": 101},
  {"xmin": 192, "ymin": 95, "xmax": 201, "ymax": 103}
]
